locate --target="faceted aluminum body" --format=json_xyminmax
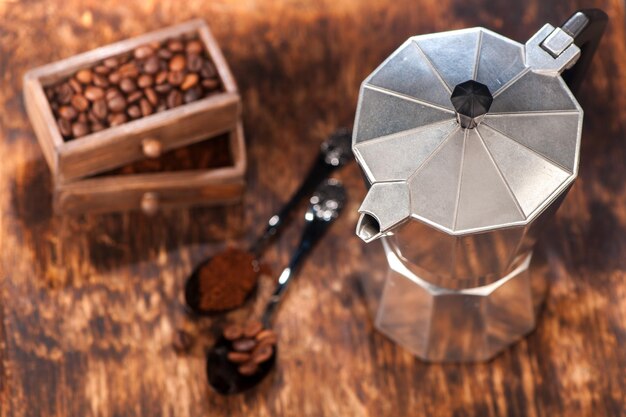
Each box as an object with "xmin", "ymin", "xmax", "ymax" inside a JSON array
[
  {"xmin": 353, "ymin": 26, "xmax": 583, "ymax": 243},
  {"xmin": 369, "ymin": 240, "xmax": 547, "ymax": 362},
  {"xmin": 352, "ymin": 24, "xmax": 584, "ymax": 361},
  {"xmin": 389, "ymin": 188, "xmax": 569, "ymax": 289}
]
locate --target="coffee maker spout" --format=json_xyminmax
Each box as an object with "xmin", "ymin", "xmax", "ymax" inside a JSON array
[{"xmin": 356, "ymin": 181, "xmax": 410, "ymax": 243}]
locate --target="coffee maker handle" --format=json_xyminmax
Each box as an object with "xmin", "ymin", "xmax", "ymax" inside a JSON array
[{"xmin": 560, "ymin": 9, "xmax": 608, "ymax": 94}]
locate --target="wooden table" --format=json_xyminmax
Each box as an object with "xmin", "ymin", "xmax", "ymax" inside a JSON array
[{"xmin": 1, "ymin": 1, "xmax": 625, "ymax": 416}]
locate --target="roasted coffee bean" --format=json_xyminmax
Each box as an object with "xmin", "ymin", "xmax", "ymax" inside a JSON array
[
  {"xmin": 167, "ymin": 39, "xmax": 184, "ymax": 52},
  {"xmin": 59, "ymin": 105, "xmax": 78, "ymax": 120},
  {"xmin": 127, "ymin": 105, "xmax": 141, "ymax": 119},
  {"xmin": 223, "ymin": 324, "xmax": 243, "ymax": 341},
  {"xmin": 93, "ymin": 74, "xmax": 109, "ymax": 88},
  {"xmin": 227, "ymin": 351, "xmax": 251, "ymax": 364},
  {"xmin": 91, "ymin": 122, "xmax": 105, "ymax": 132},
  {"xmin": 93, "ymin": 65, "xmax": 111, "ymax": 75},
  {"xmin": 139, "ymin": 98, "xmax": 153, "ymax": 117},
  {"xmin": 232, "ymin": 338, "xmax": 256, "ymax": 352},
  {"xmin": 143, "ymin": 56, "xmax": 160, "ymax": 74},
  {"xmin": 57, "ymin": 83, "xmax": 74, "ymax": 104},
  {"xmin": 187, "ymin": 54, "xmax": 203, "ymax": 72},
  {"xmin": 243, "ymin": 320, "xmax": 263, "ymax": 338},
  {"xmin": 103, "ymin": 57, "xmax": 119, "ymax": 68},
  {"xmin": 202, "ymin": 78, "xmax": 220, "ymax": 91},
  {"xmin": 144, "ymin": 88, "xmax": 158, "ymax": 106},
  {"xmin": 200, "ymin": 61, "xmax": 217, "ymax": 78},
  {"xmin": 166, "ymin": 89, "xmax": 182, "ymax": 108},
  {"xmin": 77, "ymin": 112, "xmax": 88, "ymax": 123},
  {"xmin": 157, "ymin": 48, "xmax": 173, "ymax": 60},
  {"xmin": 92, "ymin": 99, "xmax": 108, "ymax": 119},
  {"xmin": 127, "ymin": 91, "xmax": 143, "ymax": 104},
  {"xmin": 155, "ymin": 83, "xmax": 172, "ymax": 94},
  {"xmin": 69, "ymin": 78, "xmax": 83, "ymax": 94},
  {"xmin": 107, "ymin": 94, "xmax": 127, "ymax": 113},
  {"xmin": 71, "ymin": 94, "xmax": 89, "ymax": 112},
  {"xmin": 87, "ymin": 110, "xmax": 100, "ymax": 123},
  {"xmin": 186, "ymin": 40, "xmax": 204, "ymax": 55},
  {"xmin": 109, "ymin": 112, "xmax": 127, "ymax": 126},
  {"xmin": 118, "ymin": 53, "xmax": 132, "ymax": 65},
  {"xmin": 72, "ymin": 121, "xmax": 89, "ymax": 137},
  {"xmin": 83, "ymin": 86, "xmax": 104, "ymax": 101},
  {"xmin": 108, "ymin": 72, "xmax": 121, "ymax": 84},
  {"xmin": 134, "ymin": 45, "xmax": 155, "ymax": 59},
  {"xmin": 156, "ymin": 103, "xmax": 167, "ymax": 112},
  {"xmin": 137, "ymin": 74, "xmax": 153, "ymax": 88},
  {"xmin": 105, "ymin": 88, "xmax": 121, "ymax": 101},
  {"xmin": 167, "ymin": 71, "xmax": 184, "ymax": 86},
  {"xmin": 237, "ymin": 362, "xmax": 259, "ymax": 376},
  {"xmin": 57, "ymin": 118, "xmax": 72, "ymax": 136},
  {"xmin": 169, "ymin": 55, "xmax": 186, "ymax": 71},
  {"xmin": 119, "ymin": 78, "xmax": 137, "ymax": 93},
  {"xmin": 183, "ymin": 86, "xmax": 203, "ymax": 104},
  {"xmin": 251, "ymin": 343, "xmax": 274, "ymax": 364},
  {"xmin": 255, "ymin": 329, "xmax": 278, "ymax": 345},
  {"xmin": 118, "ymin": 63, "xmax": 139, "ymax": 78},
  {"xmin": 181, "ymin": 73, "xmax": 198, "ymax": 91},
  {"xmin": 155, "ymin": 71, "xmax": 168, "ymax": 85},
  {"xmin": 75, "ymin": 69, "xmax": 93, "ymax": 84}
]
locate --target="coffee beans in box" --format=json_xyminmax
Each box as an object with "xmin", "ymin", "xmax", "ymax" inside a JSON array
[{"xmin": 45, "ymin": 34, "xmax": 223, "ymax": 141}]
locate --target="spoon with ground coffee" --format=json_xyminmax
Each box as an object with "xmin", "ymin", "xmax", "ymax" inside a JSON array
[
  {"xmin": 185, "ymin": 129, "xmax": 352, "ymax": 315},
  {"xmin": 205, "ymin": 179, "xmax": 346, "ymax": 395}
]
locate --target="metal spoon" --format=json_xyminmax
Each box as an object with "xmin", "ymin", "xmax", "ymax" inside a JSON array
[
  {"xmin": 185, "ymin": 129, "xmax": 352, "ymax": 315},
  {"xmin": 205, "ymin": 179, "xmax": 346, "ymax": 395}
]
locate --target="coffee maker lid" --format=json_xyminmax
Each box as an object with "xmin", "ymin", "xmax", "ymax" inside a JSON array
[{"xmin": 352, "ymin": 26, "xmax": 583, "ymax": 234}]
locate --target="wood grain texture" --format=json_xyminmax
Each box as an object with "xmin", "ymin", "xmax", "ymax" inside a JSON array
[{"xmin": 1, "ymin": 0, "xmax": 626, "ymax": 416}]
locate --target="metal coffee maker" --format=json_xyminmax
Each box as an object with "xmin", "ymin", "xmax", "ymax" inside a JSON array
[{"xmin": 352, "ymin": 10, "xmax": 607, "ymax": 362}]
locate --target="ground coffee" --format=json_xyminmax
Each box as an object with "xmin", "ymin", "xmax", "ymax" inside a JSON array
[{"xmin": 197, "ymin": 247, "xmax": 259, "ymax": 312}]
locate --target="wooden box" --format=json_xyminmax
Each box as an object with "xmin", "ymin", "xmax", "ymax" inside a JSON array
[{"xmin": 23, "ymin": 20, "xmax": 246, "ymax": 215}]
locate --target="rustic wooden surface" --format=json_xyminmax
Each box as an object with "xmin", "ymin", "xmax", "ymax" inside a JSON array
[{"xmin": 1, "ymin": 0, "xmax": 626, "ymax": 416}]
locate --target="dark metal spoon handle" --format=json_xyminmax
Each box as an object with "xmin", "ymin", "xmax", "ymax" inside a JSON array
[
  {"xmin": 261, "ymin": 180, "xmax": 346, "ymax": 325},
  {"xmin": 249, "ymin": 129, "xmax": 352, "ymax": 257},
  {"xmin": 250, "ymin": 155, "xmax": 333, "ymax": 256}
]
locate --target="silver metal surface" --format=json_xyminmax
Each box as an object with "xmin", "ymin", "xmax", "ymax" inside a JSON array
[
  {"xmin": 415, "ymin": 28, "xmax": 479, "ymax": 91},
  {"xmin": 356, "ymin": 181, "xmax": 410, "ymax": 242},
  {"xmin": 475, "ymin": 31, "xmax": 527, "ymax": 95},
  {"xmin": 353, "ymin": 26, "xmax": 582, "ymax": 236},
  {"xmin": 541, "ymin": 27, "xmax": 575, "ymax": 57},
  {"xmin": 353, "ymin": 86, "xmax": 454, "ymax": 144},
  {"xmin": 525, "ymin": 24, "xmax": 581, "ymax": 75},
  {"xmin": 389, "ymin": 187, "xmax": 569, "ymax": 289},
  {"xmin": 372, "ymin": 240, "xmax": 546, "ymax": 362},
  {"xmin": 352, "ymin": 22, "xmax": 584, "ymax": 361}
]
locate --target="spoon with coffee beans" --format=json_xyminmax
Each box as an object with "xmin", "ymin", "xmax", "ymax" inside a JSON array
[
  {"xmin": 206, "ymin": 179, "xmax": 346, "ymax": 394},
  {"xmin": 185, "ymin": 129, "xmax": 352, "ymax": 315}
]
